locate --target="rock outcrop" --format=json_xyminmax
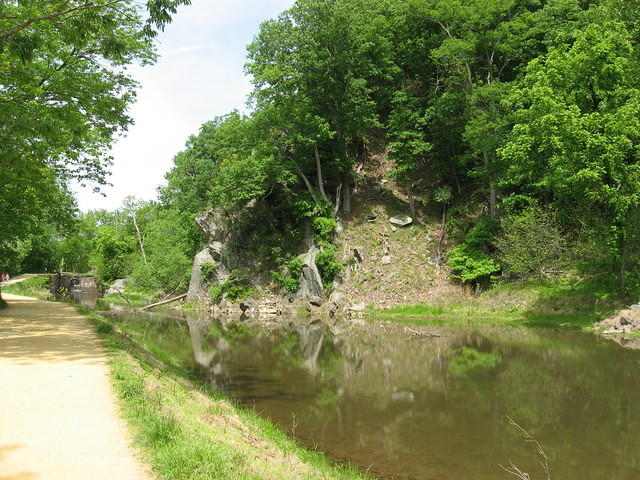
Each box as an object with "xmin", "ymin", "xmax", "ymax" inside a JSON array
[
  {"xmin": 599, "ymin": 306, "xmax": 640, "ymax": 334},
  {"xmin": 296, "ymin": 245, "xmax": 325, "ymax": 303},
  {"xmin": 186, "ymin": 209, "xmax": 230, "ymax": 302},
  {"xmin": 106, "ymin": 278, "xmax": 127, "ymax": 296},
  {"xmin": 186, "ymin": 207, "xmax": 337, "ymax": 316}
]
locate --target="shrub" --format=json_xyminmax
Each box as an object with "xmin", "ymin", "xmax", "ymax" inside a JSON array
[
  {"xmin": 271, "ymin": 257, "xmax": 302, "ymax": 293},
  {"xmin": 494, "ymin": 206, "xmax": 566, "ymax": 278},
  {"xmin": 447, "ymin": 218, "xmax": 500, "ymax": 284},
  {"xmin": 313, "ymin": 217, "xmax": 337, "ymax": 241},
  {"xmin": 447, "ymin": 244, "xmax": 500, "ymax": 284},
  {"xmin": 200, "ymin": 261, "xmax": 216, "ymax": 281},
  {"xmin": 208, "ymin": 283, "xmax": 225, "ymax": 303},
  {"xmin": 208, "ymin": 274, "xmax": 254, "ymax": 304},
  {"xmin": 315, "ymin": 245, "xmax": 344, "ymax": 288}
]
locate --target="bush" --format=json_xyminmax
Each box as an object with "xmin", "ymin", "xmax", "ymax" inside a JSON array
[
  {"xmin": 315, "ymin": 244, "xmax": 344, "ymax": 288},
  {"xmin": 271, "ymin": 257, "xmax": 302, "ymax": 294},
  {"xmin": 200, "ymin": 262, "xmax": 216, "ymax": 280},
  {"xmin": 313, "ymin": 217, "xmax": 337, "ymax": 241},
  {"xmin": 447, "ymin": 244, "xmax": 500, "ymax": 284},
  {"xmin": 494, "ymin": 206, "xmax": 566, "ymax": 278},
  {"xmin": 208, "ymin": 272, "xmax": 254, "ymax": 304},
  {"xmin": 447, "ymin": 218, "xmax": 500, "ymax": 284}
]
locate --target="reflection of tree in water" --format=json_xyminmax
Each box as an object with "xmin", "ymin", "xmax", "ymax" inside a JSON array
[{"xmin": 178, "ymin": 316, "xmax": 640, "ymax": 480}]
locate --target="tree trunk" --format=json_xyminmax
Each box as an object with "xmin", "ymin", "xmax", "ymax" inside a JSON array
[
  {"xmin": 437, "ymin": 203, "xmax": 447, "ymax": 264},
  {"xmin": 141, "ymin": 293, "xmax": 187, "ymax": 311},
  {"xmin": 314, "ymin": 144, "xmax": 330, "ymax": 205},
  {"xmin": 132, "ymin": 214, "xmax": 147, "ymax": 265},
  {"xmin": 620, "ymin": 238, "xmax": 628, "ymax": 296},
  {"xmin": 341, "ymin": 177, "xmax": 351, "ymax": 215},
  {"xmin": 453, "ymin": 169, "xmax": 462, "ymax": 194},
  {"xmin": 296, "ymin": 167, "xmax": 320, "ymax": 204},
  {"xmin": 483, "ymin": 151, "xmax": 496, "ymax": 218},
  {"xmin": 333, "ymin": 183, "xmax": 342, "ymax": 218}
]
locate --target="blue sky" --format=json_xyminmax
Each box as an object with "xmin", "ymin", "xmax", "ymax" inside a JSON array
[{"xmin": 74, "ymin": 0, "xmax": 295, "ymax": 211}]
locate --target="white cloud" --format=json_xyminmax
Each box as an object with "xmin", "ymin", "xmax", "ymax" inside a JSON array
[{"xmin": 73, "ymin": 0, "xmax": 295, "ymax": 211}]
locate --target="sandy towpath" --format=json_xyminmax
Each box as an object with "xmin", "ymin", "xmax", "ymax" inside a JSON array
[{"xmin": 0, "ymin": 294, "xmax": 152, "ymax": 480}]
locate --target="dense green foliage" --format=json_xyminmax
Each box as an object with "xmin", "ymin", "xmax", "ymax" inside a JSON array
[
  {"xmin": 0, "ymin": 1, "xmax": 189, "ymax": 292},
  {"xmin": 494, "ymin": 206, "xmax": 566, "ymax": 278},
  {"xmin": 447, "ymin": 219, "xmax": 501, "ymax": 284},
  {"xmin": 8, "ymin": 0, "xmax": 640, "ymax": 303},
  {"xmin": 149, "ymin": 0, "xmax": 640, "ymax": 296}
]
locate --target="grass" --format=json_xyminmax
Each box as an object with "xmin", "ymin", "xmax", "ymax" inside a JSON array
[
  {"xmin": 374, "ymin": 308, "xmax": 600, "ymax": 330},
  {"xmin": 0, "ymin": 297, "xmax": 6, "ymax": 309},
  {"xmin": 376, "ymin": 277, "xmax": 621, "ymax": 331},
  {"xmin": 2, "ymin": 275, "xmax": 50, "ymax": 299},
  {"xmin": 101, "ymin": 291, "xmax": 151, "ymax": 308},
  {"xmin": 86, "ymin": 311, "xmax": 371, "ymax": 480}
]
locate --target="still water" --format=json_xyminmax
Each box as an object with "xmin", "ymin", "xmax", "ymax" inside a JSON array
[{"xmin": 106, "ymin": 311, "xmax": 640, "ymax": 480}]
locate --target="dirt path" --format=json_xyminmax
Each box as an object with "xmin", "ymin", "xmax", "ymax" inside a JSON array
[
  {"xmin": 0, "ymin": 294, "xmax": 152, "ymax": 480},
  {"xmin": 0, "ymin": 274, "xmax": 40, "ymax": 288}
]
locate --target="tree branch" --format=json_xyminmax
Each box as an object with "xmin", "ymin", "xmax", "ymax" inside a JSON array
[
  {"xmin": 0, "ymin": 1, "xmax": 122, "ymax": 41},
  {"xmin": 295, "ymin": 166, "xmax": 321, "ymax": 204}
]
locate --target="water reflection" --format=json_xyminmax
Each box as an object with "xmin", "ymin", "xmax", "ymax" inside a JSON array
[
  {"xmin": 69, "ymin": 289, "xmax": 99, "ymax": 309},
  {"xmin": 110, "ymin": 313, "xmax": 640, "ymax": 480}
]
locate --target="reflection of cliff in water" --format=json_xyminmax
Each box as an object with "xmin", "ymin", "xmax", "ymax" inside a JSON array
[
  {"xmin": 117, "ymin": 310, "xmax": 640, "ymax": 480},
  {"xmin": 180, "ymin": 319, "xmax": 640, "ymax": 480}
]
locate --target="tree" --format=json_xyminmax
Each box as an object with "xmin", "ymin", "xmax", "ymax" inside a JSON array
[
  {"xmin": 499, "ymin": 22, "xmax": 640, "ymax": 293},
  {"xmin": 0, "ymin": 0, "xmax": 190, "ymax": 185},
  {"xmin": 494, "ymin": 206, "xmax": 566, "ymax": 278},
  {"xmin": 246, "ymin": 0, "xmax": 398, "ymax": 214},
  {"xmin": 0, "ymin": 0, "xmax": 189, "ymax": 300}
]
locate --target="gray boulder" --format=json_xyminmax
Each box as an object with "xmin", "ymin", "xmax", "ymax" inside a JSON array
[
  {"xmin": 106, "ymin": 278, "xmax": 127, "ymax": 296},
  {"xmin": 308, "ymin": 295, "xmax": 323, "ymax": 306},
  {"xmin": 389, "ymin": 215, "xmax": 413, "ymax": 227},
  {"xmin": 349, "ymin": 302, "xmax": 366, "ymax": 312},
  {"xmin": 296, "ymin": 245, "xmax": 325, "ymax": 301},
  {"xmin": 186, "ymin": 247, "xmax": 229, "ymax": 302},
  {"xmin": 328, "ymin": 291, "xmax": 346, "ymax": 317}
]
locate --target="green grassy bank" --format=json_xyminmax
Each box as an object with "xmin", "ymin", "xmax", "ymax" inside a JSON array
[
  {"xmin": 2, "ymin": 275, "xmax": 50, "ymax": 300},
  {"xmin": 375, "ymin": 278, "xmax": 623, "ymax": 331},
  {"xmin": 86, "ymin": 311, "xmax": 370, "ymax": 480}
]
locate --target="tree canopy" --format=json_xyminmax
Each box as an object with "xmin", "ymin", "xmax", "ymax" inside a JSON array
[{"xmin": 0, "ymin": 0, "xmax": 189, "ymax": 276}]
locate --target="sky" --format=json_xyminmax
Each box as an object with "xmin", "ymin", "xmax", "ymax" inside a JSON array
[{"xmin": 73, "ymin": 0, "xmax": 295, "ymax": 211}]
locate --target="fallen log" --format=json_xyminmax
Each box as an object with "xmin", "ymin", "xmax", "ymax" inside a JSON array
[{"xmin": 140, "ymin": 293, "xmax": 187, "ymax": 311}]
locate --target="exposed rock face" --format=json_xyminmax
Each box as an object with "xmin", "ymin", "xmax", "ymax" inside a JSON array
[
  {"xmin": 187, "ymin": 248, "xmax": 230, "ymax": 301},
  {"xmin": 328, "ymin": 291, "xmax": 346, "ymax": 317},
  {"xmin": 186, "ymin": 209, "xmax": 230, "ymax": 302},
  {"xmin": 106, "ymin": 278, "xmax": 127, "ymax": 296},
  {"xmin": 296, "ymin": 245, "xmax": 325, "ymax": 302}
]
